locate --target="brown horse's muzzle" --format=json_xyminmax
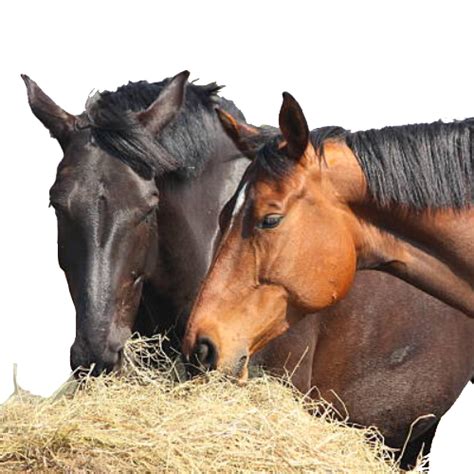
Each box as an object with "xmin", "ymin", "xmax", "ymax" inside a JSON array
[{"xmin": 184, "ymin": 334, "xmax": 250, "ymax": 381}]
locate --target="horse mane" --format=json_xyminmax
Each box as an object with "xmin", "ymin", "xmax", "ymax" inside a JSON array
[
  {"xmin": 254, "ymin": 126, "xmax": 348, "ymax": 179},
  {"xmin": 85, "ymin": 78, "xmax": 246, "ymax": 180},
  {"xmin": 254, "ymin": 120, "xmax": 474, "ymax": 210},
  {"xmin": 347, "ymin": 120, "xmax": 474, "ymax": 209}
]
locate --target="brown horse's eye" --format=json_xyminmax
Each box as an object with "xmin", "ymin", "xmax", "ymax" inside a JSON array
[{"xmin": 257, "ymin": 214, "xmax": 284, "ymax": 230}]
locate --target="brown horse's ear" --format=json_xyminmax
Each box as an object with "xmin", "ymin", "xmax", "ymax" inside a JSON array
[
  {"xmin": 216, "ymin": 108, "xmax": 261, "ymax": 159},
  {"xmin": 21, "ymin": 74, "xmax": 77, "ymax": 150},
  {"xmin": 136, "ymin": 70, "xmax": 190, "ymax": 135},
  {"xmin": 279, "ymin": 92, "xmax": 309, "ymax": 160}
]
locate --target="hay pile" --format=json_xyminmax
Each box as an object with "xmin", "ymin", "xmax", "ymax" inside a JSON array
[{"xmin": 1, "ymin": 337, "xmax": 409, "ymax": 472}]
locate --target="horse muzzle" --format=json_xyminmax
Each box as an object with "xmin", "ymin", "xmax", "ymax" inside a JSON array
[
  {"xmin": 70, "ymin": 337, "xmax": 125, "ymax": 377},
  {"xmin": 184, "ymin": 334, "xmax": 249, "ymax": 381}
]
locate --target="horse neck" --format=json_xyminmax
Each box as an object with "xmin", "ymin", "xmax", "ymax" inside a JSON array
[
  {"xmin": 352, "ymin": 200, "xmax": 474, "ymax": 317},
  {"xmin": 149, "ymin": 132, "xmax": 248, "ymax": 328},
  {"xmin": 320, "ymin": 141, "xmax": 474, "ymax": 317}
]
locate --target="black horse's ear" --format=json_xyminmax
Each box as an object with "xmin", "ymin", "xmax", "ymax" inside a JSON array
[
  {"xmin": 279, "ymin": 92, "xmax": 309, "ymax": 160},
  {"xmin": 136, "ymin": 70, "xmax": 190, "ymax": 135},
  {"xmin": 21, "ymin": 74, "xmax": 77, "ymax": 150},
  {"xmin": 216, "ymin": 108, "xmax": 261, "ymax": 159}
]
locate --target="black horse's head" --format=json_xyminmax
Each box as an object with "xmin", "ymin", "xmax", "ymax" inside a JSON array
[{"xmin": 23, "ymin": 72, "xmax": 190, "ymax": 375}]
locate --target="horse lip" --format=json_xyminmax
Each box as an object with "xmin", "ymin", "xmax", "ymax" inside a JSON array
[
  {"xmin": 113, "ymin": 349, "xmax": 124, "ymax": 373},
  {"xmin": 233, "ymin": 353, "xmax": 250, "ymax": 381}
]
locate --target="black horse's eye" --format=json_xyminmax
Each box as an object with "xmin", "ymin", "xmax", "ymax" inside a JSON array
[
  {"xmin": 256, "ymin": 214, "xmax": 284, "ymax": 230},
  {"xmin": 50, "ymin": 201, "xmax": 67, "ymax": 217}
]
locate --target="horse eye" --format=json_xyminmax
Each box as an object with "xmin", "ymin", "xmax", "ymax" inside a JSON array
[
  {"xmin": 50, "ymin": 201, "xmax": 66, "ymax": 216},
  {"xmin": 257, "ymin": 214, "xmax": 284, "ymax": 230}
]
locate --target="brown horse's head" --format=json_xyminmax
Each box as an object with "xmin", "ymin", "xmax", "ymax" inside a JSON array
[
  {"xmin": 183, "ymin": 93, "xmax": 366, "ymax": 378},
  {"xmin": 23, "ymin": 72, "xmax": 188, "ymax": 375}
]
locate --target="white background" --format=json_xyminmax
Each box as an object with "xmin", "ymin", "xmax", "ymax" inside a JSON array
[{"xmin": 1, "ymin": 1, "xmax": 472, "ymax": 471}]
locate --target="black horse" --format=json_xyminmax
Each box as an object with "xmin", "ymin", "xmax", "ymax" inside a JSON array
[
  {"xmin": 23, "ymin": 71, "xmax": 249, "ymax": 373},
  {"xmin": 24, "ymin": 73, "xmax": 473, "ymax": 469}
]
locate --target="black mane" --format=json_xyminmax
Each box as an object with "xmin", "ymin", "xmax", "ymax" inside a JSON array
[
  {"xmin": 85, "ymin": 77, "xmax": 245, "ymax": 180},
  {"xmin": 347, "ymin": 120, "xmax": 474, "ymax": 209},
  {"xmin": 255, "ymin": 126, "xmax": 348, "ymax": 179},
  {"xmin": 254, "ymin": 120, "xmax": 474, "ymax": 210}
]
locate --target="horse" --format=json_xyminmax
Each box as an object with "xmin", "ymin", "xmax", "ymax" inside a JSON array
[
  {"xmin": 183, "ymin": 91, "xmax": 474, "ymax": 369},
  {"xmin": 22, "ymin": 72, "xmax": 249, "ymax": 374},
  {"xmin": 25, "ymin": 77, "xmax": 472, "ymax": 468},
  {"xmin": 182, "ymin": 93, "xmax": 474, "ymax": 468}
]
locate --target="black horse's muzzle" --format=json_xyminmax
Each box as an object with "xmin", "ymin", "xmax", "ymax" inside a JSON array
[{"xmin": 70, "ymin": 339, "xmax": 123, "ymax": 378}]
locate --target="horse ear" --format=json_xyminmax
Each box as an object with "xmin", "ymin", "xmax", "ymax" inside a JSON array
[
  {"xmin": 279, "ymin": 92, "xmax": 309, "ymax": 160},
  {"xmin": 216, "ymin": 108, "xmax": 261, "ymax": 159},
  {"xmin": 136, "ymin": 70, "xmax": 190, "ymax": 135},
  {"xmin": 21, "ymin": 74, "xmax": 77, "ymax": 150}
]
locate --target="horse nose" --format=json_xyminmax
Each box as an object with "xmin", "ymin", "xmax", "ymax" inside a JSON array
[
  {"xmin": 191, "ymin": 336, "xmax": 218, "ymax": 372},
  {"xmin": 89, "ymin": 351, "xmax": 121, "ymax": 376},
  {"xmin": 96, "ymin": 347, "xmax": 122, "ymax": 374},
  {"xmin": 70, "ymin": 340, "xmax": 122, "ymax": 376}
]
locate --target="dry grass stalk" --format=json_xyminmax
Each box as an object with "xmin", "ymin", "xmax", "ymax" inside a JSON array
[{"xmin": 0, "ymin": 336, "xmax": 420, "ymax": 473}]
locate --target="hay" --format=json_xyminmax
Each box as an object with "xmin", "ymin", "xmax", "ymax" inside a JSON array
[{"xmin": 0, "ymin": 337, "xmax": 414, "ymax": 473}]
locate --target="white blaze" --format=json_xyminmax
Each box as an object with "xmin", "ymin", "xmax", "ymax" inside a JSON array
[{"xmin": 230, "ymin": 182, "xmax": 248, "ymax": 225}]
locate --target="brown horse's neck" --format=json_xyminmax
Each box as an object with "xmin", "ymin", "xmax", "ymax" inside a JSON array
[
  {"xmin": 355, "ymin": 206, "xmax": 474, "ymax": 315},
  {"xmin": 348, "ymin": 188, "xmax": 474, "ymax": 317},
  {"xmin": 320, "ymin": 142, "xmax": 474, "ymax": 317}
]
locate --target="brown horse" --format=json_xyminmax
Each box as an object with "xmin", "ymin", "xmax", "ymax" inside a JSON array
[
  {"xmin": 182, "ymin": 93, "xmax": 474, "ymax": 467},
  {"xmin": 183, "ymin": 92, "xmax": 474, "ymax": 373}
]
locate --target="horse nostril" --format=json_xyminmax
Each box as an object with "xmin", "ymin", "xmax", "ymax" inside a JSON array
[{"xmin": 191, "ymin": 337, "xmax": 218, "ymax": 371}]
